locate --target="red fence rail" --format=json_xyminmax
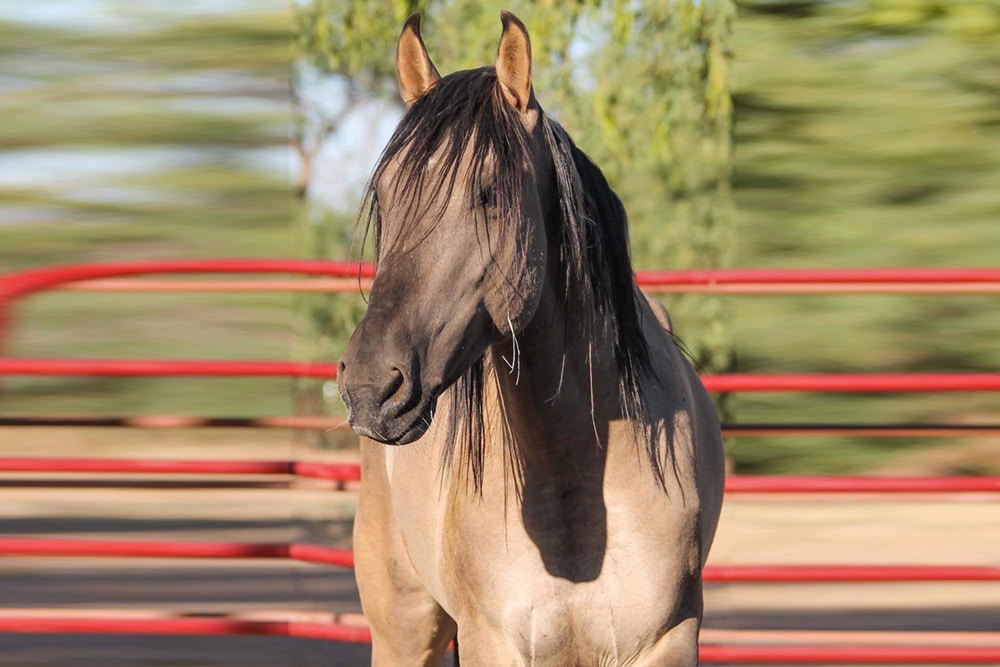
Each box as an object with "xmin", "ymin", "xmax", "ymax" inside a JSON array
[
  {"xmin": 4, "ymin": 416, "xmax": 1000, "ymax": 441},
  {"xmin": 3, "ymin": 261, "xmax": 999, "ymax": 297},
  {"xmin": 698, "ymin": 645, "xmax": 1000, "ymax": 664},
  {"xmin": 2, "ymin": 457, "xmax": 998, "ymax": 494},
  {"xmin": 3, "ymin": 261, "xmax": 1000, "ymax": 350},
  {"xmin": 2, "ymin": 612, "xmax": 998, "ymax": 664},
  {"xmin": 4, "ymin": 358, "xmax": 1000, "ymax": 394},
  {"xmin": 0, "ymin": 614, "xmax": 375, "ymax": 644},
  {"xmin": 2, "ymin": 537, "xmax": 997, "ymax": 583}
]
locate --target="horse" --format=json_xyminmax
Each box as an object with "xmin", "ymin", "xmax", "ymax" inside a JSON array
[{"xmin": 337, "ymin": 12, "xmax": 725, "ymax": 666}]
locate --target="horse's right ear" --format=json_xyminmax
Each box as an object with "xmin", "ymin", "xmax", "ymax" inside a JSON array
[
  {"xmin": 495, "ymin": 11, "xmax": 533, "ymax": 113},
  {"xmin": 396, "ymin": 13, "xmax": 440, "ymax": 107}
]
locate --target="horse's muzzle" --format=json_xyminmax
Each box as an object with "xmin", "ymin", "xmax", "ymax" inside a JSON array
[{"xmin": 337, "ymin": 359, "xmax": 435, "ymax": 445}]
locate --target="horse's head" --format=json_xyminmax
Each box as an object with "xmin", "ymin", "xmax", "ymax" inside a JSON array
[{"xmin": 338, "ymin": 12, "xmax": 554, "ymax": 445}]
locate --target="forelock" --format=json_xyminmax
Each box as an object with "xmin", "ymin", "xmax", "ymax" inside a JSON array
[{"xmin": 360, "ymin": 67, "xmax": 532, "ymax": 259}]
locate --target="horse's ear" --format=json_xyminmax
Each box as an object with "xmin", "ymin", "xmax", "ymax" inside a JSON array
[
  {"xmin": 495, "ymin": 11, "xmax": 533, "ymax": 113},
  {"xmin": 396, "ymin": 13, "xmax": 440, "ymax": 107}
]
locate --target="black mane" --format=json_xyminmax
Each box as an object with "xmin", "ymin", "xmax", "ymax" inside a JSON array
[{"xmin": 361, "ymin": 67, "xmax": 657, "ymax": 489}]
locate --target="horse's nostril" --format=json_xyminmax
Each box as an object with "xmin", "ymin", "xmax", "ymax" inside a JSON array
[{"xmin": 381, "ymin": 367, "xmax": 407, "ymax": 405}]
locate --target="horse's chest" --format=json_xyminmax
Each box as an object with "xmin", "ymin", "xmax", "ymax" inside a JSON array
[
  {"xmin": 500, "ymin": 584, "xmax": 649, "ymax": 662},
  {"xmin": 457, "ymin": 563, "xmax": 692, "ymax": 665},
  {"xmin": 385, "ymin": 426, "xmax": 705, "ymax": 661},
  {"xmin": 431, "ymin": 488, "xmax": 700, "ymax": 660}
]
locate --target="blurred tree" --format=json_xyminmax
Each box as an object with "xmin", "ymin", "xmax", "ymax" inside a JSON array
[
  {"xmin": 0, "ymin": 14, "xmax": 289, "ymax": 241},
  {"xmin": 0, "ymin": 6, "xmax": 296, "ymax": 416},
  {"xmin": 739, "ymin": 0, "xmax": 1000, "ymax": 37},
  {"xmin": 552, "ymin": 1, "xmax": 737, "ymax": 399},
  {"xmin": 292, "ymin": 0, "xmax": 738, "ymax": 436},
  {"xmin": 729, "ymin": 0, "xmax": 1000, "ymax": 473},
  {"xmin": 292, "ymin": 0, "xmax": 423, "ymax": 199}
]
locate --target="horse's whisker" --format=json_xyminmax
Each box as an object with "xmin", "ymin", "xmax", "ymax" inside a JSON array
[
  {"xmin": 323, "ymin": 418, "xmax": 350, "ymax": 434},
  {"xmin": 544, "ymin": 354, "xmax": 567, "ymax": 404},
  {"xmin": 506, "ymin": 314, "xmax": 522, "ymax": 385}
]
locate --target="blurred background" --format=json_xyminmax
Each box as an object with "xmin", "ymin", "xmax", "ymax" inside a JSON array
[
  {"xmin": 0, "ymin": 0, "xmax": 294, "ymax": 416},
  {"xmin": 0, "ymin": 1, "xmax": 997, "ymax": 665},
  {"xmin": 295, "ymin": 0, "xmax": 1000, "ymax": 476},
  {"xmin": 3, "ymin": 0, "xmax": 999, "ymax": 469}
]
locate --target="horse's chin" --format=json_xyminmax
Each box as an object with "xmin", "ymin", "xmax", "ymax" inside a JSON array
[
  {"xmin": 354, "ymin": 420, "xmax": 426, "ymax": 446},
  {"xmin": 390, "ymin": 419, "xmax": 432, "ymax": 445}
]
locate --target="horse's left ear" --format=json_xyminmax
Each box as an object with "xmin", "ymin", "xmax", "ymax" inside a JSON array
[{"xmin": 495, "ymin": 11, "xmax": 533, "ymax": 113}]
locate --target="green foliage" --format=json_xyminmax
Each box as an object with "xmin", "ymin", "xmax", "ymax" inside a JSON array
[
  {"xmin": 295, "ymin": 0, "xmax": 423, "ymax": 92},
  {"xmin": 0, "ymin": 8, "xmax": 296, "ymax": 415},
  {"xmin": 293, "ymin": 0, "xmax": 739, "ymax": 428},
  {"xmin": 4, "ymin": 3, "xmax": 995, "ymax": 474},
  {"xmin": 0, "ymin": 9, "xmax": 290, "ymax": 246},
  {"xmin": 728, "ymin": 0, "xmax": 1000, "ymax": 472},
  {"xmin": 293, "ymin": 1, "xmax": 1000, "ymax": 472},
  {"xmin": 549, "ymin": 2, "xmax": 738, "ymax": 387},
  {"xmin": 294, "ymin": 0, "xmax": 737, "ymax": 271},
  {"xmin": 739, "ymin": 0, "xmax": 1000, "ymax": 37}
]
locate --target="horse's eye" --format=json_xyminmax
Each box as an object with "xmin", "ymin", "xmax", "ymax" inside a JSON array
[{"xmin": 478, "ymin": 185, "xmax": 498, "ymax": 209}]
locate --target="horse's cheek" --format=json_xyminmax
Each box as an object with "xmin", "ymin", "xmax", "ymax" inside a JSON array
[
  {"xmin": 483, "ymin": 222, "xmax": 547, "ymax": 336},
  {"xmin": 484, "ymin": 261, "xmax": 545, "ymax": 337}
]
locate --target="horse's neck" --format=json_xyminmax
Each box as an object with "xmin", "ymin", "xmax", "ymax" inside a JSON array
[
  {"xmin": 484, "ymin": 282, "xmax": 624, "ymax": 583},
  {"xmin": 487, "ymin": 279, "xmax": 624, "ymax": 464}
]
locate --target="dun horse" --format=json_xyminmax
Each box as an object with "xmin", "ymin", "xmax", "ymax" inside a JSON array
[{"xmin": 338, "ymin": 12, "xmax": 724, "ymax": 666}]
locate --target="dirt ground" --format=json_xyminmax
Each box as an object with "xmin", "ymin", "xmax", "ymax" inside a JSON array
[{"xmin": 0, "ymin": 429, "xmax": 997, "ymax": 666}]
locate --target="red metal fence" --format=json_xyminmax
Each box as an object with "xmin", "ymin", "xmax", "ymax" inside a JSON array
[{"xmin": 1, "ymin": 259, "xmax": 998, "ymax": 663}]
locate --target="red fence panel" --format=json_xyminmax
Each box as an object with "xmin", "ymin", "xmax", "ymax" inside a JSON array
[{"xmin": 1, "ymin": 259, "xmax": 997, "ymax": 661}]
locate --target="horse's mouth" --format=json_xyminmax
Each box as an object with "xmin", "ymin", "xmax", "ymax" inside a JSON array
[
  {"xmin": 350, "ymin": 392, "xmax": 439, "ymax": 446},
  {"xmin": 391, "ymin": 417, "xmax": 432, "ymax": 445},
  {"xmin": 354, "ymin": 414, "xmax": 429, "ymax": 446}
]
